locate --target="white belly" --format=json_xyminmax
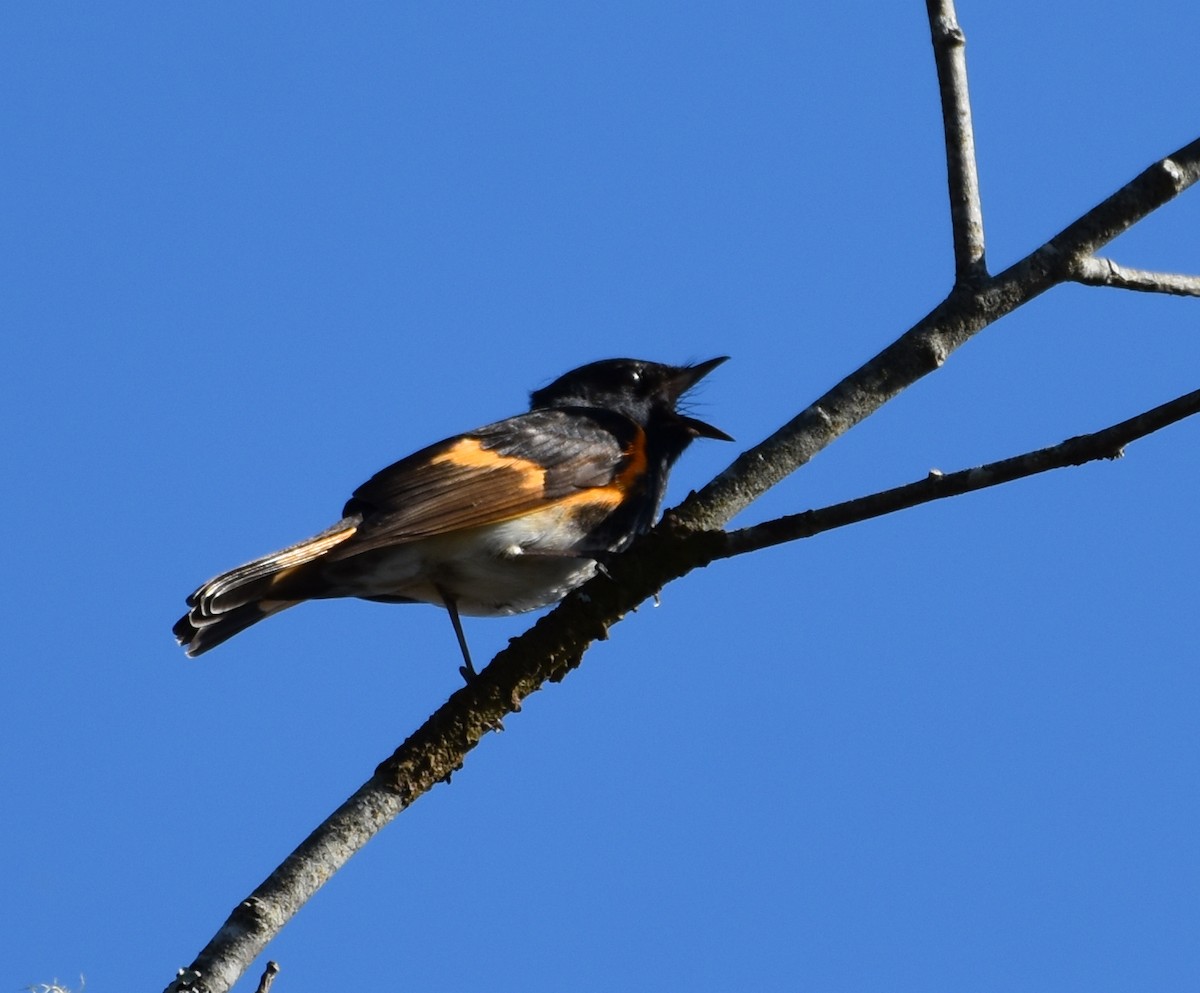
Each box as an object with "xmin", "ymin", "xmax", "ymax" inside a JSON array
[{"xmin": 324, "ymin": 510, "xmax": 601, "ymax": 615}]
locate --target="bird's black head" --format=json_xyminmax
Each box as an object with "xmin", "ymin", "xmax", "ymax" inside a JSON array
[{"xmin": 530, "ymin": 357, "xmax": 732, "ymax": 443}]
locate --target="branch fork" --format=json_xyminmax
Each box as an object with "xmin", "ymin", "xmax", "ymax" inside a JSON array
[{"xmin": 164, "ymin": 4, "xmax": 1199, "ymax": 990}]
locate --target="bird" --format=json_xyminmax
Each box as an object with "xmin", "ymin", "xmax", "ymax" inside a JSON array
[{"xmin": 173, "ymin": 356, "xmax": 731, "ymax": 677}]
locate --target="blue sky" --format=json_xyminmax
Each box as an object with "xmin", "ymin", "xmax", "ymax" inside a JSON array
[{"xmin": 5, "ymin": 3, "xmax": 1199, "ymax": 991}]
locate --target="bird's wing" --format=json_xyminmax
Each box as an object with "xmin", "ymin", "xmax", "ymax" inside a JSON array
[{"xmin": 328, "ymin": 407, "xmax": 645, "ymax": 556}]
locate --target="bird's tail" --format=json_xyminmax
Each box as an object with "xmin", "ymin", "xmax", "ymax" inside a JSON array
[{"xmin": 174, "ymin": 520, "xmax": 358, "ymax": 657}]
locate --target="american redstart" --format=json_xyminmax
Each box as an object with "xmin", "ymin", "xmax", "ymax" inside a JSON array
[{"xmin": 174, "ymin": 356, "xmax": 730, "ymax": 676}]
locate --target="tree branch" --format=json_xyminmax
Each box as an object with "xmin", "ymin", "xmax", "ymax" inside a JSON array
[
  {"xmin": 166, "ymin": 386, "xmax": 1200, "ymax": 993},
  {"xmin": 927, "ymin": 0, "xmax": 987, "ymax": 284},
  {"xmin": 720, "ymin": 387, "xmax": 1200, "ymax": 559},
  {"xmin": 1070, "ymin": 255, "xmax": 1200, "ymax": 297},
  {"xmin": 162, "ymin": 17, "xmax": 1200, "ymax": 993},
  {"xmin": 671, "ymin": 135, "xmax": 1200, "ymax": 535}
]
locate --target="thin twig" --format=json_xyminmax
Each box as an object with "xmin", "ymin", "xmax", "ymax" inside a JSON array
[
  {"xmin": 720, "ymin": 388, "xmax": 1200, "ymax": 559},
  {"xmin": 927, "ymin": 0, "xmax": 987, "ymax": 283},
  {"xmin": 254, "ymin": 963, "xmax": 280, "ymax": 993},
  {"xmin": 1071, "ymin": 256, "xmax": 1200, "ymax": 297}
]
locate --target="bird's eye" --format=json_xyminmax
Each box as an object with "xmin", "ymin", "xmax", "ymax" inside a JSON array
[{"xmin": 628, "ymin": 367, "xmax": 642, "ymax": 384}]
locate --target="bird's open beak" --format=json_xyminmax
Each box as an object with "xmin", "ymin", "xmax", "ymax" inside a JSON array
[{"xmin": 673, "ymin": 356, "xmax": 733, "ymax": 441}]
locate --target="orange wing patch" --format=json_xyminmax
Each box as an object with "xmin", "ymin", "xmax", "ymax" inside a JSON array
[{"xmin": 431, "ymin": 437, "xmax": 548, "ymax": 490}]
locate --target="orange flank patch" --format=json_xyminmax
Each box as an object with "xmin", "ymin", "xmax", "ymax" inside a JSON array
[
  {"xmin": 546, "ymin": 426, "xmax": 649, "ymax": 512},
  {"xmin": 552, "ymin": 426, "xmax": 657, "ymax": 515},
  {"xmin": 614, "ymin": 426, "xmax": 648, "ymax": 492}
]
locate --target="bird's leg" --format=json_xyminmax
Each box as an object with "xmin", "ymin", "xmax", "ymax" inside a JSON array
[{"xmin": 437, "ymin": 587, "xmax": 477, "ymax": 683}]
